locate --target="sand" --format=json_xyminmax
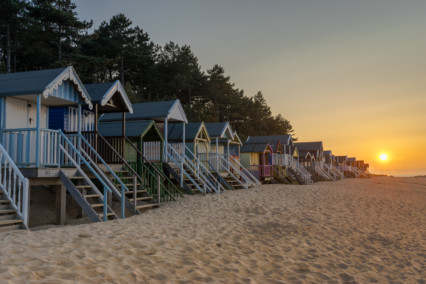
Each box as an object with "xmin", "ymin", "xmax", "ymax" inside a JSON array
[{"xmin": 0, "ymin": 177, "xmax": 425, "ymax": 283}]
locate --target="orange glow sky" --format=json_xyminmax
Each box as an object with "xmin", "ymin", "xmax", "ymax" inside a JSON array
[{"xmin": 75, "ymin": 0, "xmax": 426, "ymax": 176}]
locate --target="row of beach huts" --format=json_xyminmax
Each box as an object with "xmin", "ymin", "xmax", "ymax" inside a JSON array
[{"xmin": 0, "ymin": 67, "xmax": 369, "ymax": 231}]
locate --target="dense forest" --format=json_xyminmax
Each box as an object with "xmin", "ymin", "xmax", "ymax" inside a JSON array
[{"xmin": 0, "ymin": 0, "xmax": 295, "ymax": 140}]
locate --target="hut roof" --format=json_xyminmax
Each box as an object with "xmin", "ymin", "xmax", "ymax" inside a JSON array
[
  {"xmin": 335, "ymin": 156, "xmax": 348, "ymax": 163},
  {"xmin": 99, "ymin": 99, "xmax": 187, "ymax": 123},
  {"xmin": 298, "ymin": 150, "xmax": 313, "ymax": 160},
  {"xmin": 205, "ymin": 122, "xmax": 234, "ymax": 140},
  {"xmin": 294, "ymin": 141, "xmax": 323, "ymax": 152},
  {"xmin": 241, "ymin": 142, "xmax": 272, "ymax": 153},
  {"xmin": 323, "ymin": 150, "xmax": 332, "ymax": 156},
  {"xmin": 0, "ymin": 66, "xmax": 92, "ymax": 108},
  {"xmin": 84, "ymin": 81, "xmax": 133, "ymax": 113},
  {"xmin": 167, "ymin": 122, "xmax": 210, "ymax": 142},
  {"xmin": 347, "ymin": 157, "xmax": 356, "ymax": 162},
  {"xmin": 246, "ymin": 135, "xmax": 292, "ymax": 152},
  {"xmin": 98, "ymin": 120, "xmax": 162, "ymax": 140}
]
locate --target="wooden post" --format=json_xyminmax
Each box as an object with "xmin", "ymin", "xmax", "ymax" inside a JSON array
[
  {"xmin": 157, "ymin": 173, "xmax": 161, "ymax": 205},
  {"xmin": 94, "ymin": 104, "xmax": 98, "ymax": 164},
  {"xmin": 133, "ymin": 175, "xmax": 137, "ymax": 213},
  {"xmin": 0, "ymin": 97, "xmax": 4, "ymax": 143},
  {"xmin": 35, "ymin": 95, "xmax": 41, "ymax": 167},
  {"xmin": 77, "ymin": 103, "xmax": 82, "ymax": 165},
  {"xmin": 164, "ymin": 118, "xmax": 168, "ymax": 162},
  {"xmin": 55, "ymin": 184, "xmax": 66, "ymax": 225},
  {"xmin": 181, "ymin": 122, "xmax": 185, "ymax": 187},
  {"xmin": 122, "ymin": 112, "xmax": 126, "ymax": 158},
  {"xmin": 216, "ymin": 137, "xmax": 219, "ymax": 172}
]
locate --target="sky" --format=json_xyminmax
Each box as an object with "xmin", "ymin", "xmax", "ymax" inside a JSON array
[{"xmin": 73, "ymin": 0, "xmax": 426, "ymax": 176}]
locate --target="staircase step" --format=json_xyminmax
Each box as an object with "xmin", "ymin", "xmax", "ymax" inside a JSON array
[
  {"xmin": 116, "ymin": 183, "xmax": 139, "ymax": 187},
  {"xmin": 97, "ymin": 212, "xmax": 115, "ymax": 218},
  {"xmin": 0, "ymin": 209, "xmax": 16, "ymax": 214},
  {"xmin": 0, "ymin": 200, "xmax": 10, "ymax": 205},
  {"xmin": 70, "ymin": 176, "xmax": 86, "ymax": 180},
  {"xmin": 83, "ymin": 194, "xmax": 100, "ymax": 198},
  {"xmin": 136, "ymin": 204, "xmax": 158, "ymax": 210},
  {"xmin": 0, "ymin": 219, "xmax": 23, "ymax": 226},
  {"xmin": 128, "ymin": 196, "xmax": 153, "ymax": 202},
  {"xmin": 76, "ymin": 185, "xmax": 92, "ymax": 189},
  {"xmin": 124, "ymin": 190, "xmax": 147, "ymax": 195},
  {"xmin": 90, "ymin": 203, "xmax": 104, "ymax": 208}
]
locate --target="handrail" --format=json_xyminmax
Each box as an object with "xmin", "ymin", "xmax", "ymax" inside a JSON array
[
  {"xmin": 207, "ymin": 153, "xmax": 248, "ymax": 189},
  {"xmin": 183, "ymin": 145, "xmax": 221, "ymax": 193},
  {"xmin": 71, "ymin": 133, "xmax": 130, "ymax": 217},
  {"xmin": 288, "ymin": 155, "xmax": 312, "ymax": 184},
  {"xmin": 123, "ymin": 135, "xmax": 183, "ymax": 198},
  {"xmin": 59, "ymin": 132, "xmax": 113, "ymax": 194},
  {"xmin": 229, "ymin": 156, "xmax": 261, "ymax": 186},
  {"xmin": 165, "ymin": 144, "xmax": 207, "ymax": 194},
  {"xmin": 95, "ymin": 132, "xmax": 181, "ymax": 201},
  {"xmin": 0, "ymin": 143, "xmax": 29, "ymax": 228}
]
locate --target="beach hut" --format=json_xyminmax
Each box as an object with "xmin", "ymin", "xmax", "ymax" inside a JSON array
[
  {"xmin": 294, "ymin": 141, "xmax": 334, "ymax": 181},
  {"xmin": 240, "ymin": 142, "xmax": 273, "ymax": 182},
  {"xmin": 167, "ymin": 122, "xmax": 210, "ymax": 159},
  {"xmin": 97, "ymin": 119, "xmax": 182, "ymax": 201},
  {"xmin": 323, "ymin": 150, "xmax": 344, "ymax": 179},
  {"xmin": 0, "ymin": 67, "xmax": 144, "ymax": 230},
  {"xmin": 204, "ymin": 122, "xmax": 259, "ymax": 189},
  {"xmin": 99, "ymin": 100, "xmax": 222, "ymax": 195}
]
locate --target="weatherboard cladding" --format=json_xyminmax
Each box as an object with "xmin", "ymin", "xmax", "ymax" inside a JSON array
[{"xmin": 99, "ymin": 100, "xmax": 186, "ymax": 122}]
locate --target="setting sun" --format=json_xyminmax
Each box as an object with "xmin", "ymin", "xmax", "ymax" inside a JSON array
[{"xmin": 380, "ymin": 153, "xmax": 388, "ymax": 161}]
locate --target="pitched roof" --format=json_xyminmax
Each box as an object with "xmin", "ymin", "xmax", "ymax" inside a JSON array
[
  {"xmin": 323, "ymin": 150, "xmax": 332, "ymax": 156},
  {"xmin": 0, "ymin": 66, "xmax": 92, "ymax": 108},
  {"xmin": 167, "ymin": 122, "xmax": 209, "ymax": 142},
  {"xmin": 205, "ymin": 122, "xmax": 234, "ymax": 139},
  {"xmin": 84, "ymin": 81, "xmax": 133, "ymax": 113},
  {"xmin": 347, "ymin": 157, "xmax": 356, "ymax": 162},
  {"xmin": 335, "ymin": 156, "xmax": 348, "ymax": 163},
  {"xmin": 99, "ymin": 99, "xmax": 187, "ymax": 123},
  {"xmin": 298, "ymin": 150, "xmax": 313, "ymax": 160},
  {"xmin": 294, "ymin": 141, "xmax": 323, "ymax": 152},
  {"xmin": 241, "ymin": 142, "xmax": 271, "ymax": 153},
  {"xmin": 0, "ymin": 68, "xmax": 66, "ymax": 96},
  {"xmin": 246, "ymin": 135, "xmax": 292, "ymax": 152},
  {"xmin": 98, "ymin": 120, "xmax": 162, "ymax": 140}
]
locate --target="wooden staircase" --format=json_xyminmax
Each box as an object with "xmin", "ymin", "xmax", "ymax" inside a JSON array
[
  {"xmin": 0, "ymin": 189, "xmax": 24, "ymax": 232},
  {"xmin": 287, "ymin": 167, "xmax": 307, "ymax": 184},
  {"xmin": 111, "ymin": 167, "xmax": 158, "ymax": 213},
  {"xmin": 60, "ymin": 172, "xmax": 118, "ymax": 222}
]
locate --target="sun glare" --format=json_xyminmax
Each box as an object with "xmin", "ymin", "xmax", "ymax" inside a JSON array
[{"xmin": 380, "ymin": 153, "xmax": 388, "ymax": 161}]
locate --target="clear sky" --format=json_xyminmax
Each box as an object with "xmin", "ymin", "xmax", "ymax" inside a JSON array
[{"xmin": 73, "ymin": 0, "xmax": 426, "ymax": 176}]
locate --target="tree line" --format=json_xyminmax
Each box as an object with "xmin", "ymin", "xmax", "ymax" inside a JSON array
[{"xmin": 0, "ymin": 0, "xmax": 295, "ymax": 140}]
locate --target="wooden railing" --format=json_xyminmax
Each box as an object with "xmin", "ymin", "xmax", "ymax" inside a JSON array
[
  {"xmin": 2, "ymin": 128, "xmax": 61, "ymax": 167},
  {"xmin": 0, "ymin": 143, "xmax": 29, "ymax": 228}
]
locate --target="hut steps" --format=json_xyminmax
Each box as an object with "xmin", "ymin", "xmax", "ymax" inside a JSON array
[
  {"xmin": 0, "ymin": 190, "xmax": 25, "ymax": 232},
  {"xmin": 60, "ymin": 172, "xmax": 119, "ymax": 222}
]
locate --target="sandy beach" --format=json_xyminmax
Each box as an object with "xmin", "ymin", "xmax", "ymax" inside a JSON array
[{"xmin": 0, "ymin": 177, "xmax": 425, "ymax": 283}]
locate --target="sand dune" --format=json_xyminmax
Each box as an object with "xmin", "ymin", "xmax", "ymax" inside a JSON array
[{"xmin": 0, "ymin": 177, "xmax": 425, "ymax": 283}]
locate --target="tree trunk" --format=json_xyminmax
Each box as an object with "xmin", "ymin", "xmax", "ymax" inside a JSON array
[
  {"xmin": 120, "ymin": 53, "xmax": 124, "ymax": 84},
  {"xmin": 6, "ymin": 23, "xmax": 11, "ymax": 73}
]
